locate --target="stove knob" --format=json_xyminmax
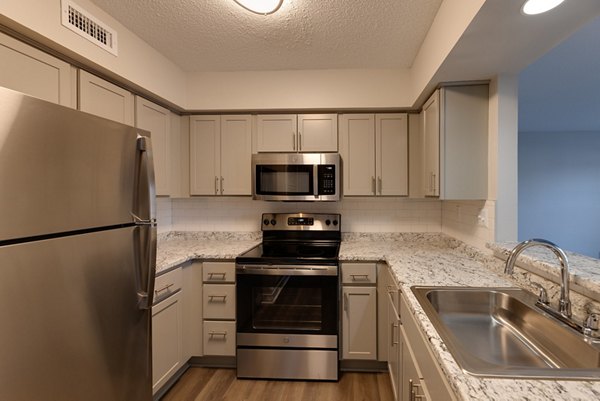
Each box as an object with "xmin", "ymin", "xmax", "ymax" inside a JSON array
[
  {"xmin": 325, "ymin": 219, "xmax": 331, "ymax": 226},
  {"xmin": 333, "ymin": 219, "xmax": 338, "ymax": 226},
  {"xmin": 270, "ymin": 219, "xmax": 277, "ymax": 226},
  {"xmin": 263, "ymin": 219, "xmax": 270, "ymax": 226}
]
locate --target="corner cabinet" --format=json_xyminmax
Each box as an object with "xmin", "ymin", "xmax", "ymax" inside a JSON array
[
  {"xmin": 256, "ymin": 114, "xmax": 338, "ymax": 153},
  {"xmin": 421, "ymin": 85, "xmax": 489, "ymax": 199},
  {"xmin": 189, "ymin": 115, "xmax": 252, "ymax": 196},
  {"xmin": 79, "ymin": 70, "xmax": 134, "ymax": 125},
  {"xmin": 339, "ymin": 113, "xmax": 408, "ymax": 196},
  {"xmin": 135, "ymin": 96, "xmax": 171, "ymax": 196},
  {"xmin": 341, "ymin": 263, "xmax": 378, "ymax": 360}
]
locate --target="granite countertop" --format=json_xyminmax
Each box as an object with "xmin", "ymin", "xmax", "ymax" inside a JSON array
[
  {"xmin": 156, "ymin": 231, "xmax": 600, "ymax": 400},
  {"xmin": 156, "ymin": 231, "xmax": 260, "ymax": 274}
]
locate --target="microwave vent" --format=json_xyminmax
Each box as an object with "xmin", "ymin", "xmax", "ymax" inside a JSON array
[{"xmin": 61, "ymin": 0, "xmax": 118, "ymax": 56}]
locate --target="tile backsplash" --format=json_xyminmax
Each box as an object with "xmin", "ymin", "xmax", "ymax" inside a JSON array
[
  {"xmin": 165, "ymin": 197, "xmax": 441, "ymax": 233},
  {"xmin": 156, "ymin": 197, "xmax": 496, "ymax": 251}
]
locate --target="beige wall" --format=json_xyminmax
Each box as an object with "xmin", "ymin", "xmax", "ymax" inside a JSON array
[{"xmin": 186, "ymin": 69, "xmax": 412, "ymax": 111}]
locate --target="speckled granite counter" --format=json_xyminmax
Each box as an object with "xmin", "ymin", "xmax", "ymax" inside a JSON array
[
  {"xmin": 341, "ymin": 234, "xmax": 600, "ymax": 401},
  {"xmin": 156, "ymin": 231, "xmax": 260, "ymax": 275},
  {"xmin": 156, "ymin": 231, "xmax": 600, "ymax": 400}
]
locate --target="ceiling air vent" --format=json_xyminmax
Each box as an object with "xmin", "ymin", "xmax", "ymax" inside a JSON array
[{"xmin": 61, "ymin": 0, "xmax": 118, "ymax": 56}]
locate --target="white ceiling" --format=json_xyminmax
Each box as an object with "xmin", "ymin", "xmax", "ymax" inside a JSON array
[
  {"xmin": 89, "ymin": 0, "xmax": 442, "ymax": 72},
  {"xmin": 519, "ymin": 15, "xmax": 600, "ymax": 132}
]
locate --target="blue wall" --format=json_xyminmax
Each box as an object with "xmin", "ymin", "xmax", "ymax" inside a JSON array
[{"xmin": 518, "ymin": 131, "xmax": 600, "ymax": 258}]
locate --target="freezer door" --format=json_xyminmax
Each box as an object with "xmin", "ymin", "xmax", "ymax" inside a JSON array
[
  {"xmin": 0, "ymin": 87, "xmax": 141, "ymax": 241},
  {"xmin": 0, "ymin": 227, "xmax": 151, "ymax": 401}
]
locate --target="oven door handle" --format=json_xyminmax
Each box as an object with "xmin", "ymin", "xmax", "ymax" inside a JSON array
[{"xmin": 236, "ymin": 265, "xmax": 338, "ymax": 276}]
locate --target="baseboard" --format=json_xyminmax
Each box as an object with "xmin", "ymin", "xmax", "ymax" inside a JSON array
[{"xmin": 340, "ymin": 359, "xmax": 387, "ymax": 372}]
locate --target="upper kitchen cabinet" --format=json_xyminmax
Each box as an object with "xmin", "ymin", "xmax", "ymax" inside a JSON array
[
  {"xmin": 190, "ymin": 115, "xmax": 252, "ymax": 196},
  {"xmin": 0, "ymin": 32, "xmax": 73, "ymax": 107},
  {"xmin": 135, "ymin": 96, "xmax": 171, "ymax": 196},
  {"xmin": 256, "ymin": 114, "xmax": 338, "ymax": 153},
  {"xmin": 422, "ymin": 85, "xmax": 489, "ymax": 200},
  {"xmin": 340, "ymin": 113, "xmax": 408, "ymax": 196},
  {"xmin": 79, "ymin": 70, "xmax": 134, "ymax": 125}
]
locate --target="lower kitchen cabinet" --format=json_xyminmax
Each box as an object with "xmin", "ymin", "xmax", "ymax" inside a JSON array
[
  {"xmin": 151, "ymin": 270, "xmax": 183, "ymax": 394},
  {"xmin": 341, "ymin": 262, "xmax": 377, "ymax": 361},
  {"xmin": 182, "ymin": 262, "xmax": 203, "ymax": 362},
  {"xmin": 387, "ymin": 281, "xmax": 402, "ymax": 399},
  {"xmin": 202, "ymin": 261, "xmax": 236, "ymax": 357}
]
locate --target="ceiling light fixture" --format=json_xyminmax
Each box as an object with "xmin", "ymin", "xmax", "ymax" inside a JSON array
[
  {"xmin": 521, "ymin": 0, "xmax": 565, "ymax": 15},
  {"xmin": 233, "ymin": 0, "xmax": 283, "ymax": 15}
]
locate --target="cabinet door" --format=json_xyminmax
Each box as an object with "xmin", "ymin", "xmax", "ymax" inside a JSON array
[
  {"xmin": 342, "ymin": 286, "xmax": 377, "ymax": 360},
  {"xmin": 220, "ymin": 115, "xmax": 252, "ymax": 195},
  {"xmin": 152, "ymin": 292, "xmax": 183, "ymax": 394},
  {"xmin": 256, "ymin": 114, "xmax": 297, "ymax": 152},
  {"xmin": 79, "ymin": 70, "xmax": 134, "ymax": 125},
  {"xmin": 401, "ymin": 327, "xmax": 431, "ymax": 401},
  {"xmin": 387, "ymin": 292, "xmax": 401, "ymax": 400},
  {"xmin": 190, "ymin": 116, "xmax": 220, "ymax": 195},
  {"xmin": 339, "ymin": 114, "xmax": 376, "ymax": 196},
  {"xmin": 136, "ymin": 97, "xmax": 171, "ymax": 196},
  {"xmin": 376, "ymin": 114, "xmax": 408, "ymax": 196},
  {"xmin": 203, "ymin": 321, "xmax": 236, "ymax": 356},
  {"xmin": 0, "ymin": 32, "xmax": 72, "ymax": 107},
  {"xmin": 182, "ymin": 262, "xmax": 203, "ymax": 361},
  {"xmin": 298, "ymin": 114, "xmax": 338, "ymax": 152},
  {"xmin": 422, "ymin": 91, "xmax": 440, "ymax": 197}
]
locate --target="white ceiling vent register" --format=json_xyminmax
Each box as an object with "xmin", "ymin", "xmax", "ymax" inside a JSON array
[{"xmin": 61, "ymin": 0, "xmax": 118, "ymax": 56}]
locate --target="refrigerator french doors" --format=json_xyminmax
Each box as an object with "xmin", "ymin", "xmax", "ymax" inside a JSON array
[{"xmin": 0, "ymin": 87, "xmax": 156, "ymax": 401}]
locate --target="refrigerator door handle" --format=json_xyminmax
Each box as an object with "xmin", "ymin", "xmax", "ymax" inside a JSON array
[{"xmin": 133, "ymin": 135, "xmax": 157, "ymax": 310}]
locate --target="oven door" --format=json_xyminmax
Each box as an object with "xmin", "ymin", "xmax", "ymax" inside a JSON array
[{"xmin": 236, "ymin": 266, "xmax": 338, "ymax": 337}]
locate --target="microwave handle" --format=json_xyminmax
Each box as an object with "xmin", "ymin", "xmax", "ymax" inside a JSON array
[{"xmin": 313, "ymin": 165, "xmax": 319, "ymax": 198}]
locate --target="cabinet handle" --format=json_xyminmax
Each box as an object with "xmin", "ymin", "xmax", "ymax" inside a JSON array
[
  {"xmin": 292, "ymin": 132, "xmax": 296, "ymax": 150},
  {"xmin": 208, "ymin": 331, "xmax": 227, "ymax": 337},
  {"xmin": 220, "ymin": 176, "xmax": 224, "ymax": 195},
  {"xmin": 154, "ymin": 283, "xmax": 173, "ymax": 295},
  {"xmin": 378, "ymin": 176, "xmax": 382, "ymax": 194},
  {"xmin": 372, "ymin": 176, "xmax": 376, "ymax": 194},
  {"xmin": 208, "ymin": 295, "xmax": 227, "ymax": 302},
  {"xmin": 215, "ymin": 176, "xmax": 219, "ymax": 195},
  {"xmin": 343, "ymin": 292, "xmax": 348, "ymax": 312},
  {"xmin": 391, "ymin": 322, "xmax": 399, "ymax": 346},
  {"xmin": 432, "ymin": 173, "xmax": 436, "ymax": 194},
  {"xmin": 350, "ymin": 274, "xmax": 369, "ymax": 281},
  {"xmin": 208, "ymin": 272, "xmax": 226, "ymax": 280}
]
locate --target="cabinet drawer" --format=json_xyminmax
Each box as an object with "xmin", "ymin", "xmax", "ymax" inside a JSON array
[
  {"xmin": 154, "ymin": 267, "xmax": 182, "ymax": 305},
  {"xmin": 341, "ymin": 263, "xmax": 377, "ymax": 285},
  {"xmin": 203, "ymin": 284, "xmax": 236, "ymax": 319},
  {"xmin": 203, "ymin": 321, "xmax": 236, "ymax": 356},
  {"xmin": 203, "ymin": 262, "xmax": 236, "ymax": 283}
]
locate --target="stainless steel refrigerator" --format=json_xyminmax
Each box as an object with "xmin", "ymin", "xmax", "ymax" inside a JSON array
[{"xmin": 0, "ymin": 87, "xmax": 156, "ymax": 401}]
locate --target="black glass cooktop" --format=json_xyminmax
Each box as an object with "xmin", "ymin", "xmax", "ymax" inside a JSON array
[{"xmin": 237, "ymin": 241, "xmax": 340, "ymax": 265}]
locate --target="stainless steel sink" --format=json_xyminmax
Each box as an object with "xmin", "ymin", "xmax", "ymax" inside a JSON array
[{"xmin": 411, "ymin": 286, "xmax": 600, "ymax": 380}]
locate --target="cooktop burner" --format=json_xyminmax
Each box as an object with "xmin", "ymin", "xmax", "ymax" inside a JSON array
[{"xmin": 236, "ymin": 213, "xmax": 341, "ymax": 266}]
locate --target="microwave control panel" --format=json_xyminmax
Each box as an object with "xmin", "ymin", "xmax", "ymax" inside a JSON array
[{"xmin": 317, "ymin": 165, "xmax": 336, "ymax": 195}]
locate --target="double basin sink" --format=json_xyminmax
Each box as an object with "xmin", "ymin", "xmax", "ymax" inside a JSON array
[{"xmin": 411, "ymin": 286, "xmax": 600, "ymax": 380}]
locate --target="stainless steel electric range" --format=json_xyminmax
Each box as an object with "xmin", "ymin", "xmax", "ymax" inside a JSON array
[{"xmin": 235, "ymin": 213, "xmax": 341, "ymax": 381}]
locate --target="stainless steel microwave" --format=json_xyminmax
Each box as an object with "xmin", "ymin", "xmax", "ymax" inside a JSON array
[{"xmin": 252, "ymin": 153, "xmax": 340, "ymax": 201}]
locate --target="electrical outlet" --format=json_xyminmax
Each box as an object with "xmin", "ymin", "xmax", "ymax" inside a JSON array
[{"xmin": 477, "ymin": 209, "xmax": 488, "ymax": 228}]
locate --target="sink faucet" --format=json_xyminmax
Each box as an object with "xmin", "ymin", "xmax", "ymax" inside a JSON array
[{"xmin": 504, "ymin": 239, "xmax": 572, "ymax": 318}]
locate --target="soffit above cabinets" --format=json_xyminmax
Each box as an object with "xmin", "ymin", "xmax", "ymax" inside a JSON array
[{"xmin": 89, "ymin": 0, "xmax": 442, "ymax": 72}]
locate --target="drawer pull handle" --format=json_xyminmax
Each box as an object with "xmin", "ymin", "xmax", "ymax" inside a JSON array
[
  {"xmin": 208, "ymin": 272, "xmax": 227, "ymax": 279},
  {"xmin": 208, "ymin": 295, "xmax": 227, "ymax": 302},
  {"xmin": 154, "ymin": 283, "xmax": 173, "ymax": 295},
  {"xmin": 350, "ymin": 274, "xmax": 369, "ymax": 281},
  {"xmin": 208, "ymin": 331, "xmax": 227, "ymax": 337}
]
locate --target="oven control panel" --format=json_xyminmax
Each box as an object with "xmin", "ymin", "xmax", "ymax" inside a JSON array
[{"xmin": 262, "ymin": 213, "xmax": 340, "ymax": 231}]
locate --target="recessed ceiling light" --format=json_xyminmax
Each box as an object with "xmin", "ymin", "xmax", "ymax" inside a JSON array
[
  {"xmin": 233, "ymin": 0, "xmax": 284, "ymax": 15},
  {"xmin": 522, "ymin": 0, "xmax": 565, "ymax": 15}
]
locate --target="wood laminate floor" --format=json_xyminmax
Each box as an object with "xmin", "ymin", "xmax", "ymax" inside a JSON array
[{"xmin": 161, "ymin": 368, "xmax": 395, "ymax": 401}]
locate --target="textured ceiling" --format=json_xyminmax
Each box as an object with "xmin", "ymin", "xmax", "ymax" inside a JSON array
[{"xmin": 90, "ymin": 0, "xmax": 442, "ymax": 72}]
